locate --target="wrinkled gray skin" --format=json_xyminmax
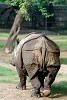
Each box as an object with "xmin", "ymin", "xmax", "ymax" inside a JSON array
[{"xmin": 10, "ymin": 33, "xmax": 60, "ymax": 97}]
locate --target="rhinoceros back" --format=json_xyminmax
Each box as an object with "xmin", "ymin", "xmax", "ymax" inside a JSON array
[
  {"xmin": 22, "ymin": 34, "xmax": 45, "ymax": 79},
  {"xmin": 22, "ymin": 35, "xmax": 43, "ymax": 66}
]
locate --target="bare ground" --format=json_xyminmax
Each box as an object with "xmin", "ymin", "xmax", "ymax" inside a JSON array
[{"xmin": 0, "ymin": 47, "xmax": 67, "ymax": 100}]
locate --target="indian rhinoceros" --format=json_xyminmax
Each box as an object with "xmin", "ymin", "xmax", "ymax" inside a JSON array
[{"xmin": 10, "ymin": 33, "xmax": 60, "ymax": 97}]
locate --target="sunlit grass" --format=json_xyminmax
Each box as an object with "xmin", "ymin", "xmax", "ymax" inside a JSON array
[
  {"xmin": 0, "ymin": 33, "xmax": 67, "ymax": 49},
  {"xmin": 0, "ymin": 66, "xmax": 19, "ymax": 83},
  {"xmin": 57, "ymin": 73, "xmax": 67, "ymax": 78},
  {"xmin": 55, "ymin": 41, "xmax": 67, "ymax": 49},
  {"xmin": 0, "ymin": 66, "xmax": 17, "ymax": 76},
  {"xmin": 0, "ymin": 41, "xmax": 6, "ymax": 48},
  {"xmin": 0, "ymin": 65, "xmax": 67, "ymax": 84},
  {"xmin": 0, "ymin": 32, "xmax": 9, "ymax": 37},
  {"xmin": 0, "ymin": 32, "xmax": 27, "ymax": 39},
  {"xmin": 52, "ymin": 36, "xmax": 67, "ymax": 41}
]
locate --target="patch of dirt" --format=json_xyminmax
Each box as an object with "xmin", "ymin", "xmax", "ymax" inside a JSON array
[
  {"xmin": 0, "ymin": 46, "xmax": 67, "ymax": 100},
  {"xmin": 0, "ymin": 82, "xmax": 67, "ymax": 100}
]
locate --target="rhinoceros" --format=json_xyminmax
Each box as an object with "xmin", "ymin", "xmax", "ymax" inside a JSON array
[{"xmin": 10, "ymin": 33, "xmax": 60, "ymax": 97}]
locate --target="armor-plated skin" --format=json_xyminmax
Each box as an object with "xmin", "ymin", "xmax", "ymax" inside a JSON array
[{"xmin": 10, "ymin": 33, "xmax": 60, "ymax": 97}]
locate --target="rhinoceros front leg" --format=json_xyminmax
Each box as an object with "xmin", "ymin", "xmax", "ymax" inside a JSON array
[
  {"xmin": 16, "ymin": 67, "xmax": 27, "ymax": 90},
  {"xmin": 25, "ymin": 64, "xmax": 41, "ymax": 97}
]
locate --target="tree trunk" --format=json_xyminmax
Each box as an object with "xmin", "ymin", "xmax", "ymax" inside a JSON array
[{"xmin": 5, "ymin": 10, "xmax": 23, "ymax": 53}]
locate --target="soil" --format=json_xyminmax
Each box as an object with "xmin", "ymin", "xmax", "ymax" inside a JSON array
[{"xmin": 0, "ymin": 38, "xmax": 67, "ymax": 100}]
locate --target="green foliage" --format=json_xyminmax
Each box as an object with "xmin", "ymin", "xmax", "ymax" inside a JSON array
[
  {"xmin": 51, "ymin": 0, "xmax": 66, "ymax": 5},
  {"xmin": 5, "ymin": 0, "xmax": 31, "ymax": 20},
  {"xmin": 0, "ymin": 0, "xmax": 6, "ymax": 2},
  {"xmin": 5, "ymin": 0, "xmax": 54, "ymax": 20},
  {"xmin": 4, "ymin": 0, "xmax": 66, "ymax": 20}
]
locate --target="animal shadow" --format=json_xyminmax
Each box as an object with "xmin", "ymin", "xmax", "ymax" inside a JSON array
[{"xmin": 50, "ymin": 81, "xmax": 67, "ymax": 98}]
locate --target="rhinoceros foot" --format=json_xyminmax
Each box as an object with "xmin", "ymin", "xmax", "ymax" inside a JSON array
[
  {"xmin": 16, "ymin": 82, "xmax": 26, "ymax": 90},
  {"xmin": 41, "ymin": 89, "xmax": 51, "ymax": 97},
  {"xmin": 31, "ymin": 89, "xmax": 41, "ymax": 98},
  {"xmin": 31, "ymin": 92, "xmax": 41, "ymax": 98}
]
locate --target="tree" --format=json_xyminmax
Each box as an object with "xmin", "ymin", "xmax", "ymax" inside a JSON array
[
  {"xmin": 5, "ymin": 0, "xmax": 31, "ymax": 53},
  {"xmin": 4, "ymin": 0, "xmax": 49, "ymax": 53},
  {"xmin": 5, "ymin": 10, "xmax": 23, "ymax": 53},
  {"xmin": 3, "ymin": 0, "xmax": 66, "ymax": 53}
]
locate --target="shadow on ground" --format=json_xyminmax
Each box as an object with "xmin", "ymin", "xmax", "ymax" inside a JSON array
[{"xmin": 50, "ymin": 81, "xmax": 67, "ymax": 98}]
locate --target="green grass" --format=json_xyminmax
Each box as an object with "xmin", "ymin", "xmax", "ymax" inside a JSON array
[
  {"xmin": 1, "ymin": 41, "xmax": 66, "ymax": 50},
  {"xmin": 0, "ymin": 32, "xmax": 67, "ymax": 49},
  {"xmin": 52, "ymin": 36, "xmax": 67, "ymax": 41},
  {"xmin": 51, "ymin": 81, "xmax": 67, "ymax": 95},
  {"xmin": 0, "ymin": 65, "xmax": 67, "ymax": 84},
  {"xmin": 0, "ymin": 41, "xmax": 6, "ymax": 48},
  {"xmin": 0, "ymin": 66, "xmax": 17, "ymax": 76},
  {"xmin": 0, "ymin": 32, "xmax": 9, "ymax": 37},
  {"xmin": 57, "ymin": 73, "xmax": 67, "ymax": 78},
  {"xmin": 55, "ymin": 41, "xmax": 67, "ymax": 49},
  {"xmin": 60, "ymin": 58, "xmax": 67, "ymax": 64},
  {"xmin": 0, "ymin": 32, "xmax": 27, "ymax": 38},
  {"xmin": 50, "ymin": 36, "xmax": 67, "ymax": 50},
  {"xmin": 0, "ymin": 66, "xmax": 19, "ymax": 83}
]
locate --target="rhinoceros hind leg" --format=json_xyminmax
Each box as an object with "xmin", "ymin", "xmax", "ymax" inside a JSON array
[
  {"xmin": 38, "ymin": 71, "xmax": 44, "ymax": 88},
  {"xmin": 30, "ymin": 76, "xmax": 41, "ymax": 97},
  {"xmin": 42, "ymin": 65, "xmax": 60, "ymax": 96},
  {"xmin": 31, "ymin": 89, "xmax": 41, "ymax": 98}
]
